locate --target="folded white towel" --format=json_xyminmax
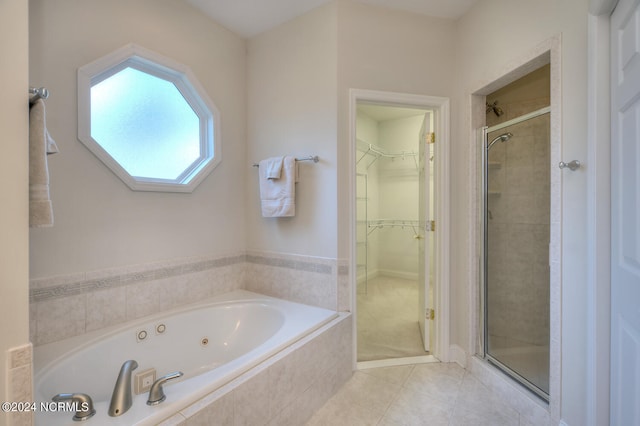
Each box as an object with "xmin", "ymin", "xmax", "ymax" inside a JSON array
[
  {"xmin": 259, "ymin": 156, "xmax": 296, "ymax": 217},
  {"xmin": 29, "ymin": 99, "xmax": 59, "ymax": 228},
  {"xmin": 262, "ymin": 156, "xmax": 284, "ymax": 179}
]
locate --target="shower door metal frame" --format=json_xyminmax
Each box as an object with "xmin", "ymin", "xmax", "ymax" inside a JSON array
[{"xmin": 480, "ymin": 105, "xmax": 551, "ymax": 402}]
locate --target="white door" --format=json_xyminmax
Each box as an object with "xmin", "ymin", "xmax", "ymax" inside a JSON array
[
  {"xmin": 418, "ymin": 114, "xmax": 433, "ymax": 352},
  {"xmin": 611, "ymin": 0, "xmax": 640, "ymax": 423}
]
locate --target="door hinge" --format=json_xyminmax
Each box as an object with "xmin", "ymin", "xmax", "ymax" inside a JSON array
[
  {"xmin": 429, "ymin": 220, "xmax": 435, "ymax": 232},
  {"xmin": 426, "ymin": 308, "xmax": 435, "ymax": 320},
  {"xmin": 426, "ymin": 132, "xmax": 435, "ymax": 144}
]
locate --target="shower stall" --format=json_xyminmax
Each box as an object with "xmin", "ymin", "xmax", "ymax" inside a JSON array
[{"xmin": 480, "ymin": 105, "xmax": 551, "ymax": 400}]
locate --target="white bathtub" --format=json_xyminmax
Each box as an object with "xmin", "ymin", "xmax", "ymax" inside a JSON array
[{"xmin": 34, "ymin": 290, "xmax": 338, "ymax": 425}]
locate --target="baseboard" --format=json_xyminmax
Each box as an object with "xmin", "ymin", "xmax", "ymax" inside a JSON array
[
  {"xmin": 357, "ymin": 269, "xmax": 419, "ymax": 283},
  {"xmin": 377, "ymin": 269, "xmax": 419, "ymax": 281},
  {"xmin": 356, "ymin": 269, "xmax": 379, "ymax": 284},
  {"xmin": 449, "ymin": 344, "xmax": 467, "ymax": 368}
]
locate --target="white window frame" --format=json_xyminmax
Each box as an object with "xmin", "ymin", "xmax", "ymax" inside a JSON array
[{"xmin": 78, "ymin": 43, "xmax": 221, "ymax": 192}]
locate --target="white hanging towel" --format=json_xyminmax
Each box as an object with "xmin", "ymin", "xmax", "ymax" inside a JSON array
[
  {"xmin": 259, "ymin": 156, "xmax": 296, "ymax": 217},
  {"xmin": 29, "ymin": 99, "xmax": 59, "ymax": 228},
  {"xmin": 262, "ymin": 156, "xmax": 284, "ymax": 179}
]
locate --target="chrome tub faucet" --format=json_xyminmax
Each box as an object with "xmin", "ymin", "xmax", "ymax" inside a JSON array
[
  {"xmin": 108, "ymin": 360, "xmax": 138, "ymax": 417},
  {"xmin": 52, "ymin": 393, "xmax": 95, "ymax": 421},
  {"xmin": 147, "ymin": 371, "xmax": 183, "ymax": 405}
]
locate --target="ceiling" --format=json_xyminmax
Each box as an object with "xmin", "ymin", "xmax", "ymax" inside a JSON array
[
  {"xmin": 357, "ymin": 104, "xmax": 429, "ymax": 122},
  {"xmin": 185, "ymin": 0, "xmax": 480, "ymax": 38}
]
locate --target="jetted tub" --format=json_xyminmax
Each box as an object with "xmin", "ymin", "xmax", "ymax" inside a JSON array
[{"xmin": 34, "ymin": 290, "xmax": 338, "ymax": 425}]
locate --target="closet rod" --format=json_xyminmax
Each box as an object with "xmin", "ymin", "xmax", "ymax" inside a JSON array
[
  {"xmin": 357, "ymin": 142, "xmax": 419, "ymax": 171},
  {"xmin": 360, "ymin": 143, "xmax": 418, "ymax": 159}
]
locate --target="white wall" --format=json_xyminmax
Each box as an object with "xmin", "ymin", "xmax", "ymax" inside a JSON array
[
  {"xmin": 28, "ymin": 0, "xmax": 247, "ymax": 278},
  {"xmin": 453, "ymin": 0, "xmax": 589, "ymax": 424},
  {"xmin": 14, "ymin": 2, "xmax": 595, "ymax": 423},
  {"xmin": 0, "ymin": 0, "xmax": 29, "ymax": 414},
  {"xmin": 336, "ymin": 0, "xmax": 456, "ymax": 260},
  {"xmin": 377, "ymin": 115, "xmax": 423, "ymax": 278},
  {"xmin": 246, "ymin": 3, "xmax": 338, "ymax": 258}
]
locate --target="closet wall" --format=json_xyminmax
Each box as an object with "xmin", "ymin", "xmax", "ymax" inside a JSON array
[
  {"xmin": 356, "ymin": 108, "xmax": 424, "ymax": 283},
  {"xmin": 377, "ymin": 115, "xmax": 422, "ymax": 279},
  {"xmin": 356, "ymin": 111, "xmax": 379, "ymax": 284}
]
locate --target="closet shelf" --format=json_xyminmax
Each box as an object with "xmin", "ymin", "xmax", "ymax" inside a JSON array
[
  {"xmin": 367, "ymin": 219, "xmax": 422, "ymax": 236},
  {"xmin": 356, "ymin": 139, "xmax": 419, "ymax": 171}
]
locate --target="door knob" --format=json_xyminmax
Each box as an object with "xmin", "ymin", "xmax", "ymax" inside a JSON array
[{"xmin": 559, "ymin": 160, "xmax": 581, "ymax": 171}]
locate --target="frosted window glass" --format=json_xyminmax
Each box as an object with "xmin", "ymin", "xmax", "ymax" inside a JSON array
[{"xmin": 90, "ymin": 67, "xmax": 200, "ymax": 180}]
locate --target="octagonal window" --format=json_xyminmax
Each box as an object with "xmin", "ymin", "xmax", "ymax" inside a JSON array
[{"xmin": 78, "ymin": 44, "xmax": 221, "ymax": 192}]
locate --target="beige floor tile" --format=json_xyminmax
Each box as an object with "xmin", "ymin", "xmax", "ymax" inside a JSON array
[
  {"xmin": 335, "ymin": 371, "xmax": 401, "ymax": 418},
  {"xmin": 403, "ymin": 363, "xmax": 464, "ymax": 405},
  {"xmin": 381, "ymin": 386, "xmax": 452, "ymax": 426},
  {"xmin": 453, "ymin": 373, "xmax": 520, "ymax": 423},
  {"xmin": 357, "ymin": 277, "xmax": 428, "ymax": 361},
  {"xmin": 412, "ymin": 362, "xmax": 466, "ymax": 381},
  {"xmin": 306, "ymin": 361, "xmax": 528, "ymax": 426},
  {"xmin": 358, "ymin": 364, "xmax": 415, "ymax": 387},
  {"xmin": 449, "ymin": 406, "xmax": 519, "ymax": 426},
  {"xmin": 305, "ymin": 395, "xmax": 381, "ymax": 426}
]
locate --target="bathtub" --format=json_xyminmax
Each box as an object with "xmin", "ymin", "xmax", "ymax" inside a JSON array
[{"xmin": 34, "ymin": 290, "xmax": 338, "ymax": 425}]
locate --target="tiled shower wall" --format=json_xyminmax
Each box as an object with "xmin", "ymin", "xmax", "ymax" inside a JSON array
[
  {"xmin": 486, "ymin": 113, "xmax": 550, "ymax": 348},
  {"xmin": 30, "ymin": 251, "xmax": 350, "ymax": 347},
  {"xmin": 485, "ymin": 65, "xmax": 551, "ymax": 349}
]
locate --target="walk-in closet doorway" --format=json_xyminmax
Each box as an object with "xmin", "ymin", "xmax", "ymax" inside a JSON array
[{"xmin": 349, "ymin": 90, "xmax": 450, "ymax": 369}]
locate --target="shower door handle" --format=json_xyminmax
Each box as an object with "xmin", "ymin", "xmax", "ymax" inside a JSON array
[{"xmin": 559, "ymin": 160, "xmax": 581, "ymax": 171}]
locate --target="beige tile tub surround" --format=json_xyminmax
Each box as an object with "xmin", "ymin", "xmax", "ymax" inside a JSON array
[
  {"xmin": 159, "ymin": 313, "xmax": 352, "ymax": 426},
  {"xmin": 30, "ymin": 254, "xmax": 246, "ymax": 346},
  {"xmin": 30, "ymin": 251, "xmax": 348, "ymax": 346},
  {"xmin": 30, "ymin": 253, "xmax": 352, "ymax": 425},
  {"xmin": 244, "ymin": 251, "xmax": 343, "ymax": 312},
  {"xmin": 6, "ymin": 344, "xmax": 33, "ymax": 426}
]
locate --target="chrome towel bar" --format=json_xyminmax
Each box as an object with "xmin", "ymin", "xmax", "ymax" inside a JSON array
[
  {"xmin": 29, "ymin": 87, "xmax": 49, "ymax": 104},
  {"xmin": 252, "ymin": 155, "xmax": 319, "ymax": 167}
]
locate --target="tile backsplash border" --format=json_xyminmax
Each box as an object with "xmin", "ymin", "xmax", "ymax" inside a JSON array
[
  {"xmin": 30, "ymin": 251, "xmax": 349, "ymax": 346},
  {"xmin": 29, "ymin": 253, "xmax": 247, "ymax": 303}
]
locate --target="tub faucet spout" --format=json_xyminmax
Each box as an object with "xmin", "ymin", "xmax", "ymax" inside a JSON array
[{"xmin": 108, "ymin": 359, "xmax": 138, "ymax": 417}]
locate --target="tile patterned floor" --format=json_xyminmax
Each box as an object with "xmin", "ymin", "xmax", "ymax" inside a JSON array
[
  {"xmin": 357, "ymin": 276, "xmax": 427, "ymax": 361},
  {"xmin": 306, "ymin": 362, "xmax": 532, "ymax": 426}
]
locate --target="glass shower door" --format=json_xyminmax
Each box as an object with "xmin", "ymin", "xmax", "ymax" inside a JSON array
[{"xmin": 482, "ymin": 108, "xmax": 550, "ymax": 400}]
